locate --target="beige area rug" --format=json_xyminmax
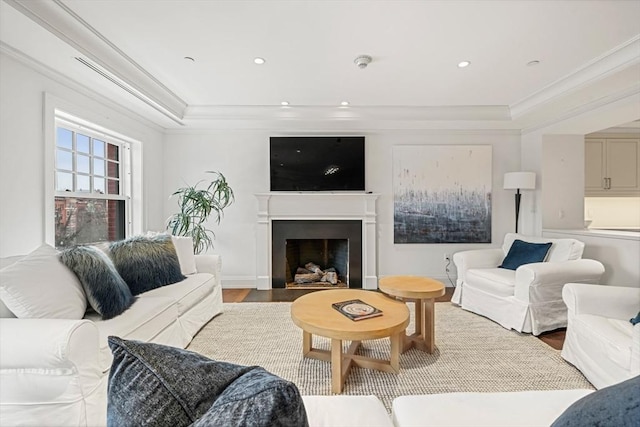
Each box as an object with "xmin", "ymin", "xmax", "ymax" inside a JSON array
[{"xmin": 187, "ymin": 302, "xmax": 593, "ymax": 411}]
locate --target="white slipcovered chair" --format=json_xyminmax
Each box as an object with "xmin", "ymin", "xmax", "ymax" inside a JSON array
[
  {"xmin": 452, "ymin": 233, "xmax": 605, "ymax": 335},
  {"xmin": 561, "ymin": 283, "xmax": 640, "ymax": 389}
]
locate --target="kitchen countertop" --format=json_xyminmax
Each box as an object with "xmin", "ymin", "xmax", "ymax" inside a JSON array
[{"xmin": 543, "ymin": 228, "xmax": 640, "ymax": 241}]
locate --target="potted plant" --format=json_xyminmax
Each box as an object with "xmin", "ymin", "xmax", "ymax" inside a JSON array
[{"xmin": 166, "ymin": 171, "xmax": 235, "ymax": 254}]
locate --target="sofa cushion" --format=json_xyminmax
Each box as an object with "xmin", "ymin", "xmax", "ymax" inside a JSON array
[
  {"xmin": 0, "ymin": 244, "xmax": 86, "ymax": 319},
  {"xmin": 60, "ymin": 245, "xmax": 135, "ymax": 319},
  {"xmin": 110, "ymin": 235, "xmax": 186, "ymax": 296},
  {"xmin": 142, "ymin": 273, "xmax": 214, "ymax": 316},
  {"xmin": 392, "ymin": 389, "xmax": 593, "ymax": 427},
  {"xmin": 499, "ymin": 239, "xmax": 552, "ymax": 270},
  {"xmin": 303, "ymin": 395, "xmax": 393, "ymax": 427},
  {"xmin": 466, "ymin": 268, "xmax": 516, "ymax": 297},
  {"xmin": 502, "ymin": 233, "xmax": 584, "ymax": 262},
  {"xmin": 171, "ymin": 235, "xmax": 197, "ymax": 275},
  {"xmin": 88, "ymin": 296, "xmax": 178, "ymax": 367},
  {"xmin": 107, "ymin": 337, "xmax": 308, "ymax": 427},
  {"xmin": 551, "ymin": 375, "xmax": 640, "ymax": 427}
]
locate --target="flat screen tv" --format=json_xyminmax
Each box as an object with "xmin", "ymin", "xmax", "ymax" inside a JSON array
[{"xmin": 270, "ymin": 136, "xmax": 365, "ymax": 191}]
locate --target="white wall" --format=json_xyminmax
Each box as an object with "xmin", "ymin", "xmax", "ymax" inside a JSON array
[
  {"xmin": 164, "ymin": 130, "xmax": 521, "ymax": 287},
  {"xmin": 0, "ymin": 52, "xmax": 166, "ymax": 256},
  {"xmin": 541, "ymin": 135, "xmax": 585, "ymax": 229}
]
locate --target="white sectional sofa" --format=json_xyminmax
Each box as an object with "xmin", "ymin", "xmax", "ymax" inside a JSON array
[
  {"xmin": 301, "ymin": 389, "xmax": 595, "ymax": 427},
  {"xmin": 0, "ymin": 246, "xmax": 223, "ymax": 427}
]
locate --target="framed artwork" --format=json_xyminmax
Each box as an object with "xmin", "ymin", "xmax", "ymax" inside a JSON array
[{"xmin": 393, "ymin": 145, "xmax": 492, "ymax": 243}]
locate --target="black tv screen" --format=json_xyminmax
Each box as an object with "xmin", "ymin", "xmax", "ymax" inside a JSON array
[{"xmin": 270, "ymin": 136, "xmax": 365, "ymax": 191}]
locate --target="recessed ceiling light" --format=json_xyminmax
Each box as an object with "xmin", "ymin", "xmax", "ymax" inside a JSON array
[
  {"xmin": 254, "ymin": 57, "xmax": 266, "ymax": 65},
  {"xmin": 184, "ymin": 56, "xmax": 195, "ymax": 62},
  {"xmin": 281, "ymin": 101, "xmax": 289, "ymax": 106},
  {"xmin": 457, "ymin": 60, "xmax": 471, "ymax": 68},
  {"xmin": 340, "ymin": 101, "xmax": 350, "ymax": 106},
  {"xmin": 527, "ymin": 60, "xmax": 541, "ymax": 67}
]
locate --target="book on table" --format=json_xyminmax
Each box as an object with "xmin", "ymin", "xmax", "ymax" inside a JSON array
[{"xmin": 332, "ymin": 299, "xmax": 383, "ymax": 321}]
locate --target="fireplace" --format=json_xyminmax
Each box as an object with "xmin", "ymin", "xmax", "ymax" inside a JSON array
[
  {"xmin": 272, "ymin": 220, "xmax": 362, "ymax": 289},
  {"xmin": 255, "ymin": 192, "xmax": 379, "ymax": 290}
]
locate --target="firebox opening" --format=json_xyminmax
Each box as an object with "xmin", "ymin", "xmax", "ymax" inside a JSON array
[
  {"xmin": 271, "ymin": 219, "xmax": 362, "ymax": 289},
  {"xmin": 285, "ymin": 239, "xmax": 348, "ymax": 289}
]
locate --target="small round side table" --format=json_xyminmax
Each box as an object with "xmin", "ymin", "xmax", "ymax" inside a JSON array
[{"xmin": 379, "ymin": 275, "xmax": 445, "ymax": 354}]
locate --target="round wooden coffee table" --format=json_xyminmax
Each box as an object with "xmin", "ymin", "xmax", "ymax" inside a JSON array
[
  {"xmin": 290, "ymin": 289, "xmax": 409, "ymax": 393},
  {"xmin": 379, "ymin": 275, "xmax": 445, "ymax": 354}
]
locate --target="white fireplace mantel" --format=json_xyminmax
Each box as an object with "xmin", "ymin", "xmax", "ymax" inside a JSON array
[{"xmin": 255, "ymin": 192, "xmax": 380, "ymax": 290}]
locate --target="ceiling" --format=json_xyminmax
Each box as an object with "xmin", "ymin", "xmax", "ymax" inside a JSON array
[{"xmin": 1, "ymin": 0, "xmax": 639, "ymax": 129}]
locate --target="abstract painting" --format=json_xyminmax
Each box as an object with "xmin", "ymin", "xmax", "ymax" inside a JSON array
[{"xmin": 393, "ymin": 145, "xmax": 492, "ymax": 243}]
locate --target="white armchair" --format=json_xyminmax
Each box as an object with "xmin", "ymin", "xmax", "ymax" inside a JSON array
[
  {"xmin": 452, "ymin": 233, "xmax": 605, "ymax": 335},
  {"xmin": 561, "ymin": 283, "xmax": 640, "ymax": 389}
]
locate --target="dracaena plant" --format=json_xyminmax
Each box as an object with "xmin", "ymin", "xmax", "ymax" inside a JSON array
[{"xmin": 166, "ymin": 171, "xmax": 234, "ymax": 254}]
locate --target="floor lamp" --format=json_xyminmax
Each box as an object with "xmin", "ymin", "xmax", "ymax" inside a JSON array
[{"xmin": 503, "ymin": 172, "xmax": 536, "ymax": 233}]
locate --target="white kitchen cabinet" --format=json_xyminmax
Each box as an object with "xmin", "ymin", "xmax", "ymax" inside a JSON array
[{"xmin": 585, "ymin": 138, "xmax": 640, "ymax": 196}]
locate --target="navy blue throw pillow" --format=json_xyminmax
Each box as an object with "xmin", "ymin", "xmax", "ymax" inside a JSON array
[
  {"xmin": 499, "ymin": 239, "xmax": 553, "ymax": 270},
  {"xmin": 107, "ymin": 337, "xmax": 308, "ymax": 427},
  {"xmin": 551, "ymin": 375, "xmax": 640, "ymax": 427},
  {"xmin": 60, "ymin": 246, "xmax": 135, "ymax": 319},
  {"xmin": 109, "ymin": 234, "xmax": 186, "ymax": 295},
  {"xmin": 631, "ymin": 312, "xmax": 640, "ymax": 325}
]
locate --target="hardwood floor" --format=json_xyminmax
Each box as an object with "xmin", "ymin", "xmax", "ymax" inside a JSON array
[{"xmin": 221, "ymin": 287, "xmax": 566, "ymax": 350}]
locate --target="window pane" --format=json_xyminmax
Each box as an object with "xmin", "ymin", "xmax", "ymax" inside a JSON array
[
  {"xmin": 77, "ymin": 154, "xmax": 90, "ymax": 174},
  {"xmin": 56, "ymin": 149, "xmax": 73, "ymax": 171},
  {"xmin": 56, "ymin": 172, "xmax": 73, "ymax": 191},
  {"xmin": 77, "ymin": 175, "xmax": 90, "ymax": 192},
  {"xmin": 94, "ymin": 177, "xmax": 105, "ymax": 194},
  {"xmin": 107, "ymin": 161, "xmax": 119, "ymax": 178},
  {"xmin": 94, "ymin": 159, "xmax": 105, "ymax": 176},
  {"xmin": 56, "ymin": 128, "xmax": 72, "ymax": 149},
  {"xmin": 93, "ymin": 139, "xmax": 105, "ymax": 158},
  {"xmin": 55, "ymin": 197, "xmax": 125, "ymax": 249},
  {"xmin": 106, "ymin": 179, "xmax": 120, "ymax": 195},
  {"xmin": 107, "ymin": 143, "xmax": 119, "ymax": 161},
  {"xmin": 77, "ymin": 134, "xmax": 90, "ymax": 153}
]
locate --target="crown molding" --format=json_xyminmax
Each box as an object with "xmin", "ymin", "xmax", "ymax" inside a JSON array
[
  {"xmin": 184, "ymin": 105, "xmax": 512, "ymax": 122},
  {"xmin": 510, "ymin": 35, "xmax": 640, "ymax": 119},
  {"xmin": 0, "ymin": 41, "xmax": 165, "ymax": 132},
  {"xmin": 520, "ymin": 84, "xmax": 640, "ymax": 135},
  {"xmin": 4, "ymin": 0, "xmax": 187, "ymax": 121}
]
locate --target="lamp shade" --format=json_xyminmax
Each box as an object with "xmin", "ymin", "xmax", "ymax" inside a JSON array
[{"xmin": 504, "ymin": 172, "xmax": 536, "ymax": 190}]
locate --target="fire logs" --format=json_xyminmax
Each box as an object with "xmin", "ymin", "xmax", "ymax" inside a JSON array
[{"xmin": 294, "ymin": 262, "xmax": 339, "ymax": 285}]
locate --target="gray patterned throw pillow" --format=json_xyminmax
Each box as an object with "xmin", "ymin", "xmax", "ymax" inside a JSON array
[
  {"xmin": 107, "ymin": 337, "xmax": 309, "ymax": 427},
  {"xmin": 59, "ymin": 245, "xmax": 134, "ymax": 319},
  {"xmin": 109, "ymin": 234, "xmax": 186, "ymax": 295}
]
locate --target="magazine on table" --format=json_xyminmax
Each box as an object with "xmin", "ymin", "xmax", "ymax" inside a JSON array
[{"xmin": 332, "ymin": 299, "xmax": 383, "ymax": 321}]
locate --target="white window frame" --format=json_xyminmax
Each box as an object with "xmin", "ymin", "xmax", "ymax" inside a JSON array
[{"xmin": 44, "ymin": 94, "xmax": 142, "ymax": 246}]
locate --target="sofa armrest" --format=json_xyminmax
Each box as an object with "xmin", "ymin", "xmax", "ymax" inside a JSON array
[
  {"xmin": 453, "ymin": 248, "xmax": 504, "ymax": 285},
  {"xmin": 513, "ymin": 259, "xmax": 605, "ymax": 303},
  {"xmin": 0, "ymin": 318, "xmax": 103, "ymax": 402},
  {"xmin": 195, "ymin": 254, "xmax": 222, "ymax": 288},
  {"xmin": 562, "ymin": 283, "xmax": 640, "ymax": 320}
]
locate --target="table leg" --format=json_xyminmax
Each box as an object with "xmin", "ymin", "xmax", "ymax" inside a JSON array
[
  {"xmin": 414, "ymin": 299, "xmax": 423, "ymax": 337},
  {"xmin": 423, "ymin": 298, "xmax": 435, "ymax": 353},
  {"xmin": 302, "ymin": 330, "xmax": 312, "ymax": 356},
  {"xmin": 331, "ymin": 338, "xmax": 343, "ymax": 393},
  {"xmin": 390, "ymin": 331, "xmax": 401, "ymax": 373}
]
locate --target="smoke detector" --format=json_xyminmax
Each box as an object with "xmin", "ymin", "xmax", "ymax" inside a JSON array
[{"xmin": 354, "ymin": 55, "xmax": 372, "ymax": 69}]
